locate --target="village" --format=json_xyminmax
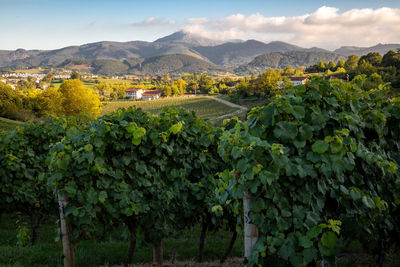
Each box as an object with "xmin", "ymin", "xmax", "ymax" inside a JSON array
[{"xmin": 0, "ymin": 69, "xmax": 313, "ymax": 101}]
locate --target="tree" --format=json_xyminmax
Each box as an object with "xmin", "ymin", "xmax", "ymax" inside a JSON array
[
  {"xmin": 59, "ymin": 79, "xmax": 101, "ymax": 117},
  {"xmin": 363, "ymin": 73, "xmax": 384, "ymax": 90},
  {"xmin": 172, "ymin": 79, "xmax": 187, "ymax": 95},
  {"xmin": 42, "ymin": 72, "xmax": 55, "ymax": 83},
  {"xmin": 17, "ymin": 80, "xmax": 36, "ymax": 91},
  {"xmin": 198, "ymin": 75, "xmax": 214, "ymax": 93},
  {"xmin": 93, "ymin": 83, "xmax": 111, "ymax": 97},
  {"xmin": 356, "ymin": 60, "xmax": 376, "ymax": 76},
  {"xmin": 344, "ymin": 55, "xmax": 360, "ymax": 73},
  {"xmin": 237, "ymin": 78, "xmax": 250, "ymax": 97},
  {"xmin": 327, "ymin": 61, "xmax": 336, "ymax": 71},
  {"xmin": 282, "ymin": 66, "xmax": 295, "ymax": 77},
  {"xmin": 317, "ymin": 61, "xmax": 326, "ymax": 72},
  {"xmin": 336, "ymin": 60, "xmax": 345, "ymax": 68},
  {"xmin": 336, "ymin": 67, "xmax": 346, "ymax": 73},
  {"xmin": 0, "ymin": 83, "xmax": 23, "ymax": 119},
  {"xmin": 161, "ymin": 85, "xmax": 172, "ymax": 96},
  {"xmin": 112, "ymin": 84, "xmax": 127, "ymax": 99},
  {"xmin": 187, "ymin": 81, "xmax": 199, "ymax": 94},
  {"xmin": 171, "ymin": 84, "xmax": 180, "ymax": 96},
  {"xmin": 382, "ymin": 50, "xmax": 400, "ymax": 68},
  {"xmin": 39, "ymin": 87, "xmax": 63, "ymax": 116},
  {"xmin": 255, "ymin": 69, "xmax": 282, "ymax": 93},
  {"xmin": 70, "ymin": 71, "xmax": 81, "ymax": 80},
  {"xmin": 359, "ymin": 52, "xmax": 383, "ymax": 67}
]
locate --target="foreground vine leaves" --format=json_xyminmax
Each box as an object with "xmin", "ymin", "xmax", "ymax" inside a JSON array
[{"xmin": 217, "ymin": 80, "xmax": 399, "ymax": 266}]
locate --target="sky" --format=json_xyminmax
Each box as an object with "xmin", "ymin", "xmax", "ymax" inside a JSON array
[{"xmin": 0, "ymin": 0, "xmax": 400, "ymax": 50}]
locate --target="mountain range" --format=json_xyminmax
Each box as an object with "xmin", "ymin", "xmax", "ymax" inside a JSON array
[{"xmin": 0, "ymin": 31, "xmax": 399, "ymax": 75}]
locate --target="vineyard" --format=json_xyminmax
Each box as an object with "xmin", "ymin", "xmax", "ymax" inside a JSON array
[
  {"xmin": 0, "ymin": 79, "xmax": 399, "ymax": 267},
  {"xmin": 100, "ymin": 97, "xmax": 239, "ymax": 119}
]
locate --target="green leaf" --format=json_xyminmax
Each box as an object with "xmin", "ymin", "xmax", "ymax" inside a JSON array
[
  {"xmin": 278, "ymin": 243, "xmax": 295, "ymax": 259},
  {"xmin": 349, "ymin": 189, "xmax": 361, "ymax": 200},
  {"xmin": 312, "ymin": 140, "xmax": 329, "ymax": 154},
  {"xmin": 307, "ymin": 226, "xmax": 322, "ymax": 239},
  {"xmin": 84, "ymin": 144, "xmax": 93, "ymax": 152},
  {"xmin": 339, "ymin": 185, "xmax": 349, "ymax": 195},
  {"xmin": 321, "ymin": 232, "xmax": 338, "ymax": 249},
  {"xmin": 281, "ymin": 209, "xmax": 292, "ymax": 217},
  {"xmin": 98, "ymin": 191, "xmax": 107, "ymax": 203},
  {"xmin": 169, "ymin": 121, "xmax": 183, "ymax": 135},
  {"xmin": 330, "ymin": 142, "xmax": 343, "ymax": 154},
  {"xmin": 289, "ymin": 254, "xmax": 303, "ymax": 266},
  {"xmin": 302, "ymin": 248, "xmax": 318, "ymax": 263},
  {"xmin": 292, "ymin": 105, "xmax": 306, "ymax": 119},
  {"xmin": 231, "ymin": 146, "xmax": 242, "ymax": 160},
  {"xmin": 93, "ymin": 137, "xmax": 103, "ymax": 148},
  {"xmin": 299, "ymin": 125, "xmax": 313, "ymax": 140},
  {"xmin": 273, "ymin": 121, "xmax": 298, "ymax": 142},
  {"xmin": 87, "ymin": 188, "xmax": 98, "ymax": 204},
  {"xmin": 236, "ymin": 159, "xmax": 248, "ymax": 173},
  {"xmin": 64, "ymin": 183, "xmax": 77, "ymax": 196},
  {"xmin": 362, "ymin": 196, "xmax": 375, "ymax": 208},
  {"xmin": 298, "ymin": 236, "xmax": 313, "ymax": 248},
  {"xmin": 211, "ymin": 205, "xmax": 223, "ymax": 213}
]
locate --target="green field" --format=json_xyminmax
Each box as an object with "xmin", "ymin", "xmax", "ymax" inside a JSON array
[
  {"xmin": 0, "ymin": 117, "xmax": 24, "ymax": 131},
  {"xmin": 50, "ymin": 80, "xmax": 95, "ymax": 89},
  {"xmin": 101, "ymin": 97, "xmax": 239, "ymax": 120}
]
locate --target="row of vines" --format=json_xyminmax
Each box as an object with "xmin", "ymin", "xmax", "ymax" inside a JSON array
[{"xmin": 1, "ymin": 79, "xmax": 400, "ymax": 266}]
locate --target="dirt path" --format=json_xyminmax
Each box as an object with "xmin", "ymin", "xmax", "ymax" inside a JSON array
[
  {"xmin": 208, "ymin": 97, "xmax": 248, "ymax": 121},
  {"xmin": 209, "ymin": 97, "xmax": 248, "ymax": 110}
]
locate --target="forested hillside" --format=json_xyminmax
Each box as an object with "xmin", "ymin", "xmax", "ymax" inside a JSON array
[{"xmin": 235, "ymin": 51, "xmax": 347, "ymax": 74}]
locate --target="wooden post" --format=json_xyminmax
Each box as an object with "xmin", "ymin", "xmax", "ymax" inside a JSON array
[
  {"xmin": 58, "ymin": 192, "xmax": 75, "ymax": 267},
  {"xmin": 153, "ymin": 239, "xmax": 163, "ymax": 266},
  {"xmin": 244, "ymin": 192, "xmax": 258, "ymax": 266}
]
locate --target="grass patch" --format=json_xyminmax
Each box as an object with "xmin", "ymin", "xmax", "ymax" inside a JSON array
[
  {"xmin": 50, "ymin": 80, "xmax": 95, "ymax": 89},
  {"xmin": 101, "ymin": 97, "xmax": 239, "ymax": 120},
  {"xmin": 0, "ymin": 213, "xmax": 243, "ymax": 267},
  {"xmin": 0, "ymin": 117, "xmax": 24, "ymax": 131}
]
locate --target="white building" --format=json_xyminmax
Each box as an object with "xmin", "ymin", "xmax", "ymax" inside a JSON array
[
  {"xmin": 141, "ymin": 90, "xmax": 162, "ymax": 101},
  {"xmin": 125, "ymin": 88, "xmax": 144, "ymax": 100},
  {"xmin": 289, "ymin": 77, "xmax": 309, "ymax": 86}
]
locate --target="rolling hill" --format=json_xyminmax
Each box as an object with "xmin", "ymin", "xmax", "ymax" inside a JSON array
[
  {"xmin": 1, "ymin": 30, "xmax": 399, "ymax": 75},
  {"xmin": 235, "ymin": 51, "xmax": 347, "ymax": 74},
  {"xmin": 334, "ymin": 43, "xmax": 400, "ymax": 56},
  {"xmin": 57, "ymin": 54, "xmax": 227, "ymax": 76},
  {"xmin": 193, "ymin": 40, "xmax": 330, "ymax": 67}
]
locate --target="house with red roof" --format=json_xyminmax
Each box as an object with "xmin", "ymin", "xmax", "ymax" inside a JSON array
[{"xmin": 142, "ymin": 90, "xmax": 162, "ymax": 101}]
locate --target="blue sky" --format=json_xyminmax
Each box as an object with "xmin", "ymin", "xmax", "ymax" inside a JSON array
[{"xmin": 1, "ymin": 0, "xmax": 399, "ymax": 50}]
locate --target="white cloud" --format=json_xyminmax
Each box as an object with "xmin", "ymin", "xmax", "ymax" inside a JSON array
[
  {"xmin": 183, "ymin": 6, "xmax": 400, "ymax": 49},
  {"xmin": 132, "ymin": 17, "xmax": 176, "ymax": 27}
]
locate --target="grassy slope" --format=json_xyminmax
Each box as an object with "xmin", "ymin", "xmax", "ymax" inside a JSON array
[
  {"xmin": 0, "ymin": 117, "xmax": 24, "ymax": 131},
  {"xmin": 101, "ymin": 97, "xmax": 239, "ymax": 120}
]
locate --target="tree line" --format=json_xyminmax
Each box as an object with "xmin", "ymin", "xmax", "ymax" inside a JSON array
[
  {"xmin": 0, "ymin": 79, "xmax": 101, "ymax": 121},
  {"xmin": 306, "ymin": 49, "xmax": 400, "ymax": 90}
]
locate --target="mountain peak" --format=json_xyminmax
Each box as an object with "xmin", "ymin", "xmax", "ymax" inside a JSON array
[{"xmin": 154, "ymin": 30, "xmax": 221, "ymax": 47}]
